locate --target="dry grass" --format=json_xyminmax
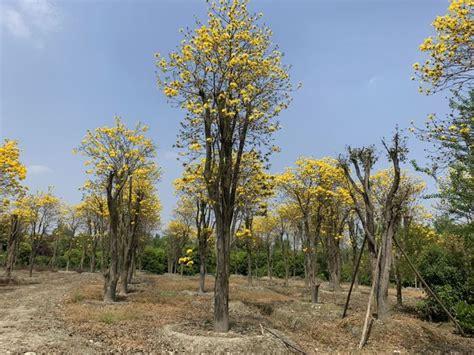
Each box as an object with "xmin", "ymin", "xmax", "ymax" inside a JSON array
[{"xmin": 62, "ymin": 272, "xmax": 473, "ymax": 353}]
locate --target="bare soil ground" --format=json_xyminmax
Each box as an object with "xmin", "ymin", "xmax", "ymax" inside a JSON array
[{"xmin": 1, "ymin": 270, "xmax": 472, "ymax": 353}]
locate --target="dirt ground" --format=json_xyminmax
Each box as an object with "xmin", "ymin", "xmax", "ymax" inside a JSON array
[{"xmin": 0, "ymin": 270, "xmax": 472, "ymax": 353}]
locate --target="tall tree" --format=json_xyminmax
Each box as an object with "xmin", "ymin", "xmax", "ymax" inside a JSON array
[
  {"xmin": 157, "ymin": 0, "xmax": 295, "ymax": 331},
  {"xmin": 339, "ymin": 131, "xmax": 407, "ymax": 320},
  {"xmin": 76, "ymin": 117, "xmax": 157, "ymax": 302}
]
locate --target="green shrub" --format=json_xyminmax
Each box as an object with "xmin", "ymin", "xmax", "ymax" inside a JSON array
[
  {"xmin": 454, "ymin": 301, "xmax": 474, "ymax": 335},
  {"xmin": 417, "ymin": 284, "xmax": 461, "ymax": 321},
  {"xmin": 230, "ymin": 250, "xmax": 248, "ymax": 275},
  {"xmin": 141, "ymin": 246, "xmax": 166, "ymax": 274},
  {"xmin": 18, "ymin": 242, "xmax": 32, "ymax": 265},
  {"xmin": 35, "ymin": 255, "xmax": 50, "ymax": 266}
]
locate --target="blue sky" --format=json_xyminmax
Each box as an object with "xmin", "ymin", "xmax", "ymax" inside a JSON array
[{"xmin": 1, "ymin": 0, "xmax": 451, "ymax": 224}]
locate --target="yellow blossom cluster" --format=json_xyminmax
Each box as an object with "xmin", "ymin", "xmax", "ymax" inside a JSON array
[{"xmin": 413, "ymin": 0, "xmax": 473, "ymax": 93}]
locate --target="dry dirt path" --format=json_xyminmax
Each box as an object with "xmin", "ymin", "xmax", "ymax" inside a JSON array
[{"xmin": 0, "ymin": 271, "xmax": 98, "ymax": 353}]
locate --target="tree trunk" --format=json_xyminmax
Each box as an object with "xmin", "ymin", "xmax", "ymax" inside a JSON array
[
  {"xmin": 327, "ymin": 235, "xmax": 342, "ymax": 291},
  {"xmin": 214, "ymin": 216, "xmax": 230, "ymax": 332},
  {"xmin": 66, "ymin": 237, "xmax": 73, "ymax": 271},
  {"xmin": 266, "ymin": 238, "xmax": 273, "ymax": 281},
  {"xmin": 198, "ymin": 233, "xmax": 208, "ymax": 293},
  {"xmin": 127, "ymin": 251, "xmax": 135, "ymax": 284},
  {"xmin": 375, "ymin": 224, "xmax": 394, "ymax": 320},
  {"xmin": 247, "ymin": 244, "xmax": 252, "ymax": 286},
  {"xmin": 103, "ymin": 199, "xmax": 120, "ymax": 302},
  {"xmin": 28, "ymin": 244, "xmax": 36, "ymax": 277},
  {"xmin": 80, "ymin": 239, "xmax": 87, "ymax": 271},
  {"xmin": 352, "ymin": 243, "xmax": 359, "ymax": 290},
  {"xmin": 50, "ymin": 235, "xmax": 59, "ymax": 269},
  {"xmin": 280, "ymin": 233, "xmax": 289, "ymax": 287},
  {"xmin": 90, "ymin": 237, "xmax": 98, "ymax": 273},
  {"xmin": 5, "ymin": 215, "xmax": 20, "ymax": 281},
  {"xmin": 394, "ymin": 249, "xmax": 403, "ymax": 307}
]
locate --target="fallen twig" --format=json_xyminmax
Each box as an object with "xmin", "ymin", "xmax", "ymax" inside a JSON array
[{"xmin": 260, "ymin": 324, "xmax": 306, "ymax": 354}]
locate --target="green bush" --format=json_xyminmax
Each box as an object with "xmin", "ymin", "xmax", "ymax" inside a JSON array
[
  {"xmin": 35, "ymin": 255, "xmax": 50, "ymax": 266},
  {"xmin": 18, "ymin": 242, "xmax": 32, "ymax": 265},
  {"xmin": 417, "ymin": 284, "xmax": 461, "ymax": 321},
  {"xmin": 230, "ymin": 250, "xmax": 247, "ymax": 275},
  {"xmin": 141, "ymin": 246, "xmax": 166, "ymax": 274},
  {"xmin": 454, "ymin": 301, "xmax": 474, "ymax": 335}
]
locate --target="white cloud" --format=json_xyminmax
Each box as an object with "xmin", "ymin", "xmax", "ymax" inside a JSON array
[
  {"xmin": 28, "ymin": 164, "xmax": 53, "ymax": 175},
  {"xmin": 368, "ymin": 75, "xmax": 382, "ymax": 88},
  {"xmin": 2, "ymin": 8, "xmax": 31, "ymax": 38},
  {"xmin": 163, "ymin": 151, "xmax": 179, "ymax": 160},
  {"xmin": 1, "ymin": 0, "xmax": 62, "ymax": 42}
]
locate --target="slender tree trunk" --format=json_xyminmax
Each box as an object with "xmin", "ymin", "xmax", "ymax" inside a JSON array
[
  {"xmin": 214, "ymin": 215, "xmax": 230, "ymax": 332},
  {"xmin": 5, "ymin": 215, "xmax": 20, "ymax": 281},
  {"xmin": 198, "ymin": 236, "xmax": 207, "ymax": 293},
  {"xmin": 247, "ymin": 244, "xmax": 252, "ymax": 286},
  {"xmin": 352, "ymin": 243, "xmax": 359, "ymax": 290},
  {"xmin": 292, "ymin": 233, "xmax": 296, "ymax": 278},
  {"xmin": 394, "ymin": 249, "xmax": 403, "ymax": 307},
  {"xmin": 80, "ymin": 239, "xmax": 87, "ymax": 271},
  {"xmin": 50, "ymin": 235, "xmax": 59, "ymax": 269},
  {"xmin": 104, "ymin": 201, "xmax": 119, "ymax": 302},
  {"xmin": 304, "ymin": 216, "xmax": 319, "ymax": 303},
  {"xmin": 90, "ymin": 237, "xmax": 98, "ymax": 273},
  {"xmin": 375, "ymin": 224, "xmax": 394, "ymax": 320},
  {"xmin": 28, "ymin": 243, "xmax": 36, "ymax": 278},
  {"xmin": 255, "ymin": 245, "xmax": 260, "ymax": 280},
  {"xmin": 327, "ymin": 235, "xmax": 341, "ymax": 291},
  {"xmin": 266, "ymin": 237, "xmax": 273, "ymax": 281},
  {"xmin": 66, "ymin": 237, "xmax": 74, "ymax": 271},
  {"xmin": 281, "ymin": 233, "xmax": 289, "ymax": 287},
  {"xmin": 127, "ymin": 250, "xmax": 135, "ymax": 284}
]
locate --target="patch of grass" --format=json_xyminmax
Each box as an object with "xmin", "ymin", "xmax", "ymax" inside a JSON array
[
  {"xmin": 71, "ymin": 292, "xmax": 85, "ymax": 303},
  {"xmin": 97, "ymin": 310, "xmax": 120, "ymax": 324}
]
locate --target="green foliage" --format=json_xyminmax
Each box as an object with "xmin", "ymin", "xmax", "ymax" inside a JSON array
[
  {"xmin": 418, "ymin": 244, "xmax": 466, "ymax": 290},
  {"xmin": 417, "ymin": 284, "xmax": 462, "ymax": 321},
  {"xmin": 230, "ymin": 250, "xmax": 247, "ymax": 275},
  {"xmin": 417, "ymin": 238, "xmax": 472, "ymax": 323},
  {"xmin": 454, "ymin": 301, "xmax": 474, "ymax": 334},
  {"xmin": 18, "ymin": 242, "xmax": 31, "ymax": 264},
  {"xmin": 141, "ymin": 246, "xmax": 166, "ymax": 274},
  {"xmin": 35, "ymin": 255, "xmax": 50, "ymax": 266}
]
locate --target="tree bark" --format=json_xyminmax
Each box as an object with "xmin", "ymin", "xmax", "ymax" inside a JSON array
[
  {"xmin": 5, "ymin": 215, "xmax": 20, "ymax": 281},
  {"xmin": 214, "ymin": 215, "xmax": 230, "ymax": 332}
]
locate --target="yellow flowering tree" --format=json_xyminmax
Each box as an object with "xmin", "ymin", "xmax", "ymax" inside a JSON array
[
  {"xmin": 119, "ymin": 165, "xmax": 161, "ymax": 294},
  {"xmin": 413, "ymin": 0, "xmax": 473, "ymax": 94},
  {"xmin": 166, "ymin": 211, "xmax": 195, "ymax": 274},
  {"xmin": 76, "ymin": 117, "xmax": 157, "ymax": 302},
  {"xmin": 17, "ymin": 189, "xmax": 61, "ymax": 277},
  {"xmin": 157, "ymin": 0, "xmax": 295, "ymax": 332},
  {"xmin": 174, "ymin": 161, "xmax": 213, "ymax": 293},
  {"xmin": 1, "ymin": 139, "xmax": 28, "ymax": 280},
  {"xmin": 276, "ymin": 157, "xmax": 346, "ymax": 302},
  {"xmin": 0, "ymin": 139, "xmax": 27, "ymax": 212},
  {"xmin": 275, "ymin": 202, "xmax": 303, "ymax": 286},
  {"xmin": 74, "ymin": 192, "xmax": 108, "ymax": 272}
]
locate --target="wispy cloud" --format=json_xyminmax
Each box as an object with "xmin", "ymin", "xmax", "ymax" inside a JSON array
[
  {"xmin": 28, "ymin": 164, "xmax": 53, "ymax": 175},
  {"xmin": 0, "ymin": 0, "xmax": 62, "ymax": 44},
  {"xmin": 367, "ymin": 75, "xmax": 382, "ymax": 89},
  {"xmin": 163, "ymin": 151, "xmax": 180, "ymax": 161}
]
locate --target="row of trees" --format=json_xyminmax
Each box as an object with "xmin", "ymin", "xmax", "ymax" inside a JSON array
[
  {"xmin": 156, "ymin": 0, "xmax": 473, "ymax": 333},
  {"xmin": 2, "ymin": 0, "xmax": 471, "ymax": 336},
  {"xmin": 1, "ymin": 119, "xmax": 162, "ymax": 305}
]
